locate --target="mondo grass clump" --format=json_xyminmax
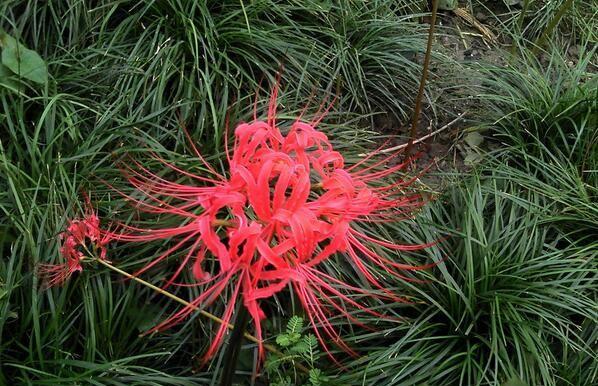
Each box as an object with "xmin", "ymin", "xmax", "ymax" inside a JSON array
[
  {"xmin": 334, "ymin": 42, "xmax": 597, "ymax": 386},
  {"xmin": 0, "ymin": 0, "xmax": 433, "ymax": 140},
  {"xmin": 337, "ymin": 171, "xmax": 596, "ymax": 386},
  {"xmin": 0, "ymin": 0, "xmax": 436, "ymax": 378},
  {"xmin": 0, "ymin": 1, "xmax": 418, "ymax": 384},
  {"xmin": 475, "ymin": 42, "xmax": 597, "ymax": 165},
  {"xmin": 1, "ymin": 1, "xmax": 596, "ymax": 385},
  {"xmin": 477, "ymin": 0, "xmax": 597, "ymax": 46},
  {"xmin": 473, "ymin": 42, "xmax": 597, "ymax": 240}
]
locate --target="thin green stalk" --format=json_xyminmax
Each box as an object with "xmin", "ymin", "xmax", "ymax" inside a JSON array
[
  {"xmin": 511, "ymin": 0, "xmax": 531, "ymax": 56},
  {"xmin": 517, "ymin": 0, "xmax": 532, "ymax": 34},
  {"xmin": 95, "ymin": 259, "xmax": 236, "ymax": 332},
  {"xmin": 532, "ymin": 0, "xmax": 574, "ymax": 55},
  {"xmin": 93, "ymin": 258, "xmax": 310, "ymax": 373},
  {"xmin": 405, "ymin": 0, "xmax": 439, "ymax": 158}
]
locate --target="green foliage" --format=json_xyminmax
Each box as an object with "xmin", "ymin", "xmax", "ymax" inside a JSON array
[
  {"xmin": 0, "ymin": 30, "xmax": 47, "ymax": 84},
  {"xmin": 276, "ymin": 315, "xmax": 303, "ymax": 347},
  {"xmin": 474, "ymin": 43, "xmax": 597, "ymax": 165},
  {"xmin": 336, "ymin": 42, "xmax": 597, "ymax": 386},
  {"xmin": 266, "ymin": 317, "xmax": 331, "ymax": 386},
  {"xmin": 477, "ymin": 0, "xmax": 597, "ymax": 44},
  {"xmin": 472, "ymin": 43, "xmax": 597, "ymax": 238},
  {"xmin": 308, "ymin": 369, "xmax": 326, "ymax": 386},
  {"xmin": 0, "ymin": 0, "xmax": 596, "ymax": 384},
  {"xmin": 0, "ymin": 0, "xmax": 426, "ymax": 382},
  {"xmin": 338, "ymin": 169, "xmax": 596, "ymax": 385}
]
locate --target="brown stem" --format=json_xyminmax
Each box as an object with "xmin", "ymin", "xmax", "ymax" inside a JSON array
[
  {"xmin": 212, "ymin": 218, "xmax": 234, "ymax": 227},
  {"xmin": 405, "ymin": 0, "xmax": 439, "ymax": 158}
]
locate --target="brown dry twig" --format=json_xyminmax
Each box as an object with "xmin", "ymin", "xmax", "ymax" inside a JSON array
[
  {"xmin": 361, "ymin": 112, "xmax": 467, "ymax": 157},
  {"xmin": 453, "ymin": 8, "xmax": 498, "ymax": 44}
]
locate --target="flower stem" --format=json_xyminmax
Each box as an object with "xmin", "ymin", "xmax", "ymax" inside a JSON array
[
  {"xmin": 93, "ymin": 258, "xmax": 309, "ymax": 373},
  {"xmin": 220, "ymin": 305, "xmax": 250, "ymax": 386},
  {"xmin": 95, "ymin": 259, "xmax": 245, "ymax": 338},
  {"xmin": 405, "ymin": 0, "xmax": 439, "ymax": 158},
  {"xmin": 212, "ymin": 218, "xmax": 234, "ymax": 227}
]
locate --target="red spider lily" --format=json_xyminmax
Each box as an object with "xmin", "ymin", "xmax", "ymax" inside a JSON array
[
  {"xmin": 108, "ymin": 86, "xmax": 433, "ymax": 364},
  {"xmin": 39, "ymin": 201, "xmax": 110, "ymax": 288}
]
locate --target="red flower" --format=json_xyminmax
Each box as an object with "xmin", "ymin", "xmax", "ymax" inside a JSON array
[
  {"xmin": 38, "ymin": 236, "xmax": 84, "ymax": 288},
  {"xmin": 39, "ymin": 200, "xmax": 110, "ymax": 287},
  {"xmin": 109, "ymin": 87, "xmax": 433, "ymax": 363}
]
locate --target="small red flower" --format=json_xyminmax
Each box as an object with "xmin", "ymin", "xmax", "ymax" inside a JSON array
[
  {"xmin": 39, "ymin": 200, "xmax": 110, "ymax": 287},
  {"xmin": 38, "ymin": 236, "xmax": 84, "ymax": 288},
  {"xmin": 109, "ymin": 85, "xmax": 434, "ymax": 363}
]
